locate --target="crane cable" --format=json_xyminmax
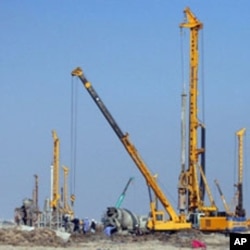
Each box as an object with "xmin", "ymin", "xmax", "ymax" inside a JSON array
[
  {"xmin": 70, "ymin": 77, "xmax": 78, "ymax": 205},
  {"xmin": 180, "ymin": 27, "xmax": 187, "ymax": 93},
  {"xmin": 200, "ymin": 29, "xmax": 206, "ymax": 124},
  {"xmin": 180, "ymin": 27, "xmax": 187, "ymax": 174}
]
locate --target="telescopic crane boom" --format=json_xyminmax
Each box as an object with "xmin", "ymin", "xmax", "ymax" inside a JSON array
[{"xmin": 71, "ymin": 67, "xmax": 191, "ymax": 231}]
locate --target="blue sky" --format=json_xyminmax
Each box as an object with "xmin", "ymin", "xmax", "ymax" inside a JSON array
[{"xmin": 0, "ymin": 1, "xmax": 250, "ymax": 222}]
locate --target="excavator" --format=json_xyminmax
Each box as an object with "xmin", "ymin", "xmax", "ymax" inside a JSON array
[{"xmin": 71, "ymin": 67, "xmax": 191, "ymax": 232}]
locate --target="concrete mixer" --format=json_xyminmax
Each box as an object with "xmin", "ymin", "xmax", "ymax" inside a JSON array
[{"xmin": 102, "ymin": 207, "xmax": 148, "ymax": 234}]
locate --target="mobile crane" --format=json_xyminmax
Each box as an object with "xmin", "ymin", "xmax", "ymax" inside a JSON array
[
  {"xmin": 178, "ymin": 7, "xmax": 230, "ymax": 231},
  {"xmin": 71, "ymin": 67, "xmax": 191, "ymax": 231}
]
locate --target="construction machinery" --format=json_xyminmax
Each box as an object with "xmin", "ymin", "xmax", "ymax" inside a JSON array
[
  {"xmin": 62, "ymin": 166, "xmax": 74, "ymax": 218},
  {"xmin": 235, "ymin": 128, "xmax": 246, "ymax": 218},
  {"xmin": 71, "ymin": 67, "xmax": 191, "ymax": 232},
  {"xmin": 102, "ymin": 207, "xmax": 148, "ymax": 234},
  {"xmin": 115, "ymin": 177, "xmax": 134, "ymax": 208},
  {"xmin": 178, "ymin": 7, "xmax": 231, "ymax": 231},
  {"xmin": 51, "ymin": 130, "xmax": 60, "ymax": 211},
  {"xmin": 214, "ymin": 179, "xmax": 233, "ymax": 216},
  {"xmin": 14, "ymin": 175, "xmax": 40, "ymax": 227},
  {"xmin": 226, "ymin": 128, "xmax": 247, "ymax": 232}
]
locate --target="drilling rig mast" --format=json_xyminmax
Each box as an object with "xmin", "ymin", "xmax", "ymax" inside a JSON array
[
  {"xmin": 235, "ymin": 128, "xmax": 246, "ymax": 217},
  {"xmin": 50, "ymin": 130, "xmax": 60, "ymax": 210},
  {"xmin": 179, "ymin": 7, "xmax": 217, "ymax": 216}
]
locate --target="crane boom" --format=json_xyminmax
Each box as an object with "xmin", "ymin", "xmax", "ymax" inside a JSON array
[
  {"xmin": 71, "ymin": 67, "xmax": 191, "ymax": 231},
  {"xmin": 115, "ymin": 177, "xmax": 134, "ymax": 208},
  {"xmin": 214, "ymin": 179, "xmax": 232, "ymax": 215}
]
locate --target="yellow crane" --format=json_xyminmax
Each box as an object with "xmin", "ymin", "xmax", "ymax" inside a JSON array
[
  {"xmin": 235, "ymin": 128, "xmax": 246, "ymax": 217},
  {"xmin": 225, "ymin": 128, "xmax": 248, "ymax": 232},
  {"xmin": 214, "ymin": 179, "xmax": 232, "ymax": 216},
  {"xmin": 50, "ymin": 130, "xmax": 60, "ymax": 210},
  {"xmin": 71, "ymin": 67, "xmax": 191, "ymax": 231},
  {"xmin": 62, "ymin": 166, "xmax": 74, "ymax": 218},
  {"xmin": 178, "ymin": 7, "xmax": 232, "ymax": 231}
]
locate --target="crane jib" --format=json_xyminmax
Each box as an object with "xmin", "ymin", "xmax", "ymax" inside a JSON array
[{"xmin": 78, "ymin": 74, "xmax": 125, "ymax": 140}]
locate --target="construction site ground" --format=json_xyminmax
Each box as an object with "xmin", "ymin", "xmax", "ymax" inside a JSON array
[{"xmin": 0, "ymin": 225, "xmax": 233, "ymax": 250}]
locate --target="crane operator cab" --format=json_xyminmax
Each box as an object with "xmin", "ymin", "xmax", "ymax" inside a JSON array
[{"xmin": 187, "ymin": 211, "xmax": 205, "ymax": 229}]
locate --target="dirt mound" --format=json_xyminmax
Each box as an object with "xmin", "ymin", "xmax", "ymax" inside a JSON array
[
  {"xmin": 0, "ymin": 228, "xmax": 68, "ymax": 247},
  {"xmin": 0, "ymin": 227, "xmax": 229, "ymax": 248}
]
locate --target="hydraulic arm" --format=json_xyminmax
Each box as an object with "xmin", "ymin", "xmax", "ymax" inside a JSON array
[{"xmin": 72, "ymin": 67, "xmax": 191, "ymax": 231}]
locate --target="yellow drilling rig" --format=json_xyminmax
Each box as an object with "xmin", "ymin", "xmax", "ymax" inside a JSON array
[
  {"xmin": 178, "ymin": 7, "xmax": 228, "ymax": 232},
  {"xmin": 178, "ymin": 8, "xmax": 247, "ymax": 233}
]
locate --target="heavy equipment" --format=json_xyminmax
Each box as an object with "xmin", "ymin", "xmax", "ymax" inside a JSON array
[
  {"xmin": 179, "ymin": 7, "xmax": 248, "ymax": 233},
  {"xmin": 214, "ymin": 179, "xmax": 233, "ymax": 216},
  {"xmin": 178, "ymin": 7, "xmax": 230, "ymax": 231},
  {"xmin": 115, "ymin": 177, "xmax": 134, "ymax": 208},
  {"xmin": 102, "ymin": 207, "xmax": 148, "ymax": 234},
  {"xmin": 226, "ymin": 128, "xmax": 247, "ymax": 232},
  {"xmin": 47, "ymin": 130, "xmax": 75, "ymax": 230},
  {"xmin": 51, "ymin": 130, "xmax": 60, "ymax": 210},
  {"xmin": 71, "ymin": 67, "xmax": 191, "ymax": 232},
  {"xmin": 62, "ymin": 166, "xmax": 74, "ymax": 218},
  {"xmin": 14, "ymin": 176, "xmax": 40, "ymax": 227},
  {"xmin": 235, "ymin": 128, "xmax": 246, "ymax": 218}
]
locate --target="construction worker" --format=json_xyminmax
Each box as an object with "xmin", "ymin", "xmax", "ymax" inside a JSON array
[
  {"xmin": 90, "ymin": 219, "xmax": 96, "ymax": 233},
  {"xmin": 71, "ymin": 217, "xmax": 80, "ymax": 233},
  {"xmin": 104, "ymin": 226, "xmax": 117, "ymax": 237},
  {"xmin": 83, "ymin": 217, "xmax": 90, "ymax": 234}
]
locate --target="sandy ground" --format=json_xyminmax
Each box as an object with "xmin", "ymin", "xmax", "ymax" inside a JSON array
[
  {"xmin": 0, "ymin": 241, "xmax": 230, "ymax": 250},
  {"xmin": 0, "ymin": 226, "xmax": 230, "ymax": 250}
]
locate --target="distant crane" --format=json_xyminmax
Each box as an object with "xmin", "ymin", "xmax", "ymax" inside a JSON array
[
  {"xmin": 62, "ymin": 166, "xmax": 74, "ymax": 217},
  {"xmin": 115, "ymin": 177, "xmax": 134, "ymax": 208},
  {"xmin": 214, "ymin": 179, "xmax": 232, "ymax": 216},
  {"xmin": 235, "ymin": 128, "xmax": 246, "ymax": 217},
  {"xmin": 50, "ymin": 130, "xmax": 60, "ymax": 210}
]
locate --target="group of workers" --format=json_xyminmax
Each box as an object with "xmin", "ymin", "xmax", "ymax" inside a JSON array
[
  {"xmin": 68, "ymin": 216, "xmax": 117, "ymax": 237},
  {"xmin": 70, "ymin": 217, "xmax": 97, "ymax": 234}
]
